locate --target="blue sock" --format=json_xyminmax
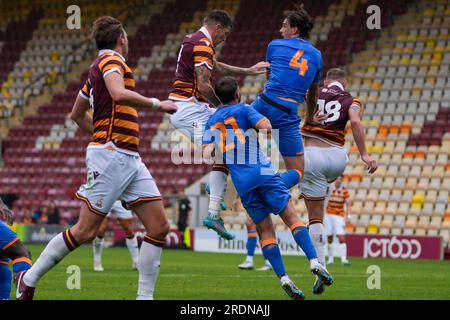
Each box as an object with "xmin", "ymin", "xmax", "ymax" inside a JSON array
[
  {"xmin": 261, "ymin": 240, "xmax": 286, "ymax": 278},
  {"xmin": 12, "ymin": 258, "xmax": 32, "ymax": 274},
  {"xmin": 0, "ymin": 262, "xmax": 12, "ymax": 300},
  {"xmin": 247, "ymin": 231, "xmax": 257, "ymax": 257},
  {"xmin": 280, "ymin": 170, "xmax": 301, "ymax": 189},
  {"xmin": 291, "ymin": 223, "xmax": 317, "ymax": 260}
]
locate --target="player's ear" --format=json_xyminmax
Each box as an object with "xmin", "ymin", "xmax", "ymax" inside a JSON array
[{"xmin": 236, "ymin": 87, "xmax": 241, "ymax": 103}]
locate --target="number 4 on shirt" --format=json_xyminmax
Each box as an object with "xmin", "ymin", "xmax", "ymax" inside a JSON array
[{"xmin": 289, "ymin": 50, "xmax": 309, "ymax": 76}]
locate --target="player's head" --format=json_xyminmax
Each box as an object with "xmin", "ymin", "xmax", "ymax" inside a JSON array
[
  {"xmin": 214, "ymin": 76, "xmax": 241, "ymax": 106},
  {"xmin": 335, "ymin": 175, "xmax": 344, "ymax": 188},
  {"xmin": 281, "ymin": 3, "xmax": 314, "ymax": 39},
  {"xmin": 92, "ymin": 16, "xmax": 128, "ymax": 56},
  {"xmin": 204, "ymin": 10, "xmax": 233, "ymax": 46},
  {"xmin": 325, "ymin": 68, "xmax": 347, "ymax": 89}
]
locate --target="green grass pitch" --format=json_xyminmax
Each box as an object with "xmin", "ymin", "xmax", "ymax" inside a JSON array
[{"xmin": 18, "ymin": 244, "xmax": 450, "ymax": 300}]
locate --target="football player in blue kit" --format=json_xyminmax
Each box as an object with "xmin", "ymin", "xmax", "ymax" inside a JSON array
[{"xmin": 203, "ymin": 77, "xmax": 333, "ymax": 299}]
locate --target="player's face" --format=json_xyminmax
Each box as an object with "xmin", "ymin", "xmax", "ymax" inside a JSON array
[
  {"xmin": 280, "ymin": 19, "xmax": 298, "ymax": 39},
  {"xmin": 213, "ymin": 24, "xmax": 231, "ymax": 45},
  {"xmin": 335, "ymin": 176, "xmax": 343, "ymax": 188},
  {"xmin": 120, "ymin": 30, "xmax": 129, "ymax": 56}
]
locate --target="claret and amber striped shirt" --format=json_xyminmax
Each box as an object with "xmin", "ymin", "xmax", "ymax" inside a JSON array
[
  {"xmin": 327, "ymin": 186, "xmax": 350, "ymax": 217},
  {"xmin": 79, "ymin": 49, "xmax": 140, "ymax": 155},
  {"xmin": 169, "ymin": 27, "xmax": 216, "ymax": 103}
]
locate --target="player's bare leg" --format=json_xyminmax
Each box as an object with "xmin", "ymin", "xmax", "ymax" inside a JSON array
[
  {"xmin": 18, "ymin": 203, "xmax": 104, "ymax": 299},
  {"xmin": 131, "ymin": 200, "xmax": 169, "ymax": 300},
  {"xmin": 279, "ymin": 203, "xmax": 333, "ymax": 294},
  {"xmin": 118, "ymin": 218, "xmax": 139, "ymax": 269},
  {"xmin": 337, "ymin": 234, "xmax": 350, "ymax": 266},
  {"xmin": 93, "ymin": 218, "xmax": 108, "ymax": 271},
  {"xmin": 255, "ymin": 216, "xmax": 304, "ymax": 300}
]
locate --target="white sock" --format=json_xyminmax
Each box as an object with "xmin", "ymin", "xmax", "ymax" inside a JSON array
[
  {"xmin": 309, "ymin": 223, "xmax": 326, "ymax": 266},
  {"xmin": 24, "ymin": 232, "xmax": 72, "ymax": 287},
  {"xmin": 265, "ymin": 259, "xmax": 271, "ymax": 266},
  {"xmin": 208, "ymin": 170, "xmax": 227, "ymax": 218},
  {"xmin": 93, "ymin": 236, "xmax": 104, "ymax": 263},
  {"xmin": 136, "ymin": 241, "xmax": 162, "ymax": 300},
  {"xmin": 340, "ymin": 243, "xmax": 348, "ymax": 262},
  {"xmin": 327, "ymin": 243, "xmax": 334, "ymax": 262},
  {"xmin": 245, "ymin": 255, "xmax": 254, "ymax": 264},
  {"xmin": 126, "ymin": 235, "xmax": 139, "ymax": 264},
  {"xmin": 309, "ymin": 258, "xmax": 320, "ymax": 270}
]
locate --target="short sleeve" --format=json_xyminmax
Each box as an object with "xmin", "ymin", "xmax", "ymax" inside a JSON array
[
  {"xmin": 244, "ymin": 107, "xmax": 266, "ymax": 128},
  {"xmin": 343, "ymin": 189, "xmax": 350, "ymax": 199},
  {"xmin": 351, "ymin": 97, "xmax": 363, "ymax": 114},
  {"xmin": 79, "ymin": 79, "xmax": 91, "ymax": 101},
  {"xmin": 98, "ymin": 56, "xmax": 126, "ymax": 78},
  {"xmin": 194, "ymin": 40, "xmax": 215, "ymax": 70}
]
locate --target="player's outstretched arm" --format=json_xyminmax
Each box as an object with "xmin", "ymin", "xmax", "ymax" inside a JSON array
[
  {"xmin": 0, "ymin": 197, "xmax": 14, "ymax": 226},
  {"xmin": 195, "ymin": 66, "xmax": 222, "ymax": 107},
  {"xmin": 105, "ymin": 72, "xmax": 177, "ymax": 114},
  {"xmin": 305, "ymin": 83, "xmax": 319, "ymax": 124},
  {"xmin": 348, "ymin": 105, "xmax": 378, "ymax": 174},
  {"xmin": 70, "ymin": 94, "xmax": 94, "ymax": 134},
  {"xmin": 214, "ymin": 61, "xmax": 270, "ymax": 76}
]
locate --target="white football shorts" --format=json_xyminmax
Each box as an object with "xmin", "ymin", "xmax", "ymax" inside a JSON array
[
  {"xmin": 325, "ymin": 214, "xmax": 346, "ymax": 236},
  {"xmin": 169, "ymin": 100, "xmax": 215, "ymax": 146},
  {"xmin": 76, "ymin": 148, "xmax": 161, "ymax": 216},
  {"xmin": 107, "ymin": 200, "xmax": 133, "ymax": 219},
  {"xmin": 300, "ymin": 146, "xmax": 349, "ymax": 200}
]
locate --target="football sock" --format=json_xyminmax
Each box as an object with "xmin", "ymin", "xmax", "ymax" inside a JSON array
[
  {"xmin": 24, "ymin": 230, "xmax": 79, "ymax": 287},
  {"xmin": 137, "ymin": 236, "xmax": 163, "ymax": 300},
  {"xmin": 261, "ymin": 238, "xmax": 286, "ymax": 278},
  {"xmin": 339, "ymin": 243, "xmax": 348, "ymax": 262},
  {"xmin": 308, "ymin": 221, "xmax": 326, "ymax": 266},
  {"xmin": 126, "ymin": 234, "xmax": 139, "ymax": 264},
  {"xmin": 0, "ymin": 263, "xmax": 11, "ymax": 300},
  {"xmin": 208, "ymin": 166, "xmax": 228, "ymax": 219},
  {"xmin": 246, "ymin": 230, "xmax": 257, "ymax": 258},
  {"xmin": 280, "ymin": 169, "xmax": 302, "ymax": 189},
  {"xmin": 93, "ymin": 236, "xmax": 104, "ymax": 263},
  {"xmin": 290, "ymin": 222, "xmax": 317, "ymax": 261}
]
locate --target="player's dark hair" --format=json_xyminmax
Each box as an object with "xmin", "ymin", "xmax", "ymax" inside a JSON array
[
  {"xmin": 284, "ymin": 3, "xmax": 314, "ymax": 39},
  {"xmin": 204, "ymin": 10, "xmax": 233, "ymax": 28},
  {"xmin": 92, "ymin": 16, "xmax": 124, "ymax": 50},
  {"xmin": 215, "ymin": 76, "xmax": 238, "ymax": 105},
  {"xmin": 326, "ymin": 68, "xmax": 346, "ymax": 80}
]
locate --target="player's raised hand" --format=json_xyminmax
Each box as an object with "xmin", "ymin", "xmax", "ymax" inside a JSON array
[
  {"xmin": 361, "ymin": 154, "xmax": 378, "ymax": 174},
  {"xmin": 0, "ymin": 200, "xmax": 14, "ymax": 226},
  {"xmin": 247, "ymin": 61, "xmax": 271, "ymax": 75},
  {"xmin": 159, "ymin": 100, "xmax": 178, "ymax": 114}
]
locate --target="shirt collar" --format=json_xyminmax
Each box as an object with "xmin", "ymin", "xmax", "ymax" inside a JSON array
[
  {"xmin": 327, "ymin": 81, "xmax": 344, "ymax": 91},
  {"xmin": 199, "ymin": 26, "xmax": 213, "ymax": 45},
  {"xmin": 98, "ymin": 49, "xmax": 126, "ymax": 62}
]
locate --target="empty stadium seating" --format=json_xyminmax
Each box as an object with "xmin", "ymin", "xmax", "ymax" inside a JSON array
[{"xmin": 0, "ymin": 0, "xmax": 448, "ymax": 249}]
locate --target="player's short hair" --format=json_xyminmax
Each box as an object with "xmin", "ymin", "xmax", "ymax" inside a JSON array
[
  {"xmin": 204, "ymin": 10, "xmax": 233, "ymax": 28},
  {"xmin": 326, "ymin": 68, "xmax": 346, "ymax": 80},
  {"xmin": 215, "ymin": 76, "xmax": 238, "ymax": 105},
  {"xmin": 284, "ymin": 3, "xmax": 314, "ymax": 39},
  {"xmin": 91, "ymin": 16, "xmax": 124, "ymax": 50}
]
